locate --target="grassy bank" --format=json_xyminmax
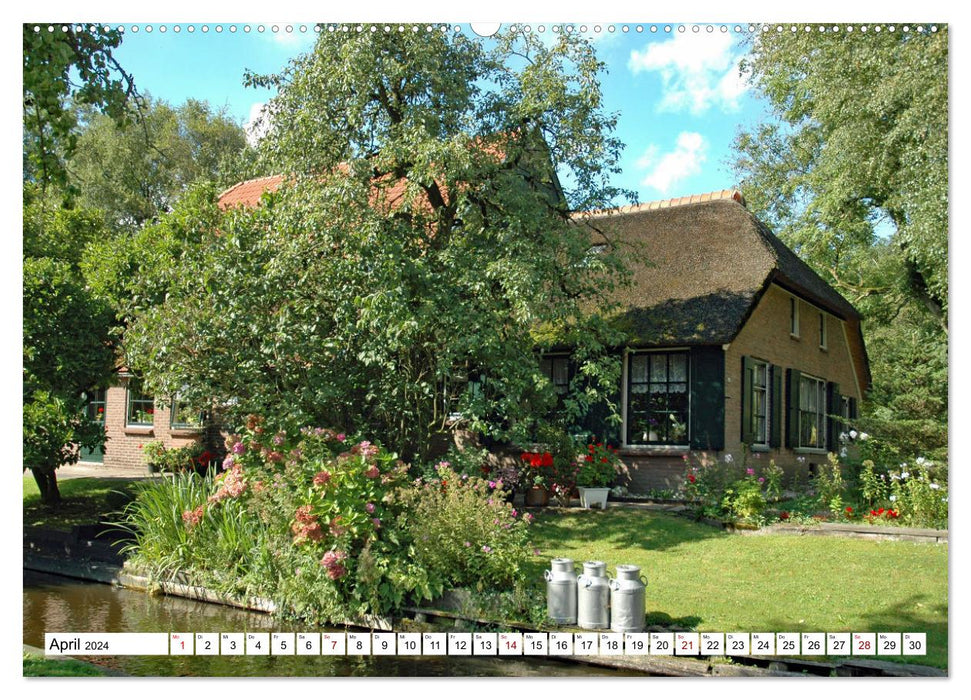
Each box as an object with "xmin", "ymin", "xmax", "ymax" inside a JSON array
[
  {"xmin": 23, "ymin": 651, "xmax": 109, "ymax": 677},
  {"xmin": 23, "ymin": 476, "xmax": 142, "ymax": 530},
  {"xmin": 526, "ymin": 507, "xmax": 948, "ymax": 670}
]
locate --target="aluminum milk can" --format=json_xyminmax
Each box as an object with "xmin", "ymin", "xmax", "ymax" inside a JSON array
[
  {"xmin": 609, "ymin": 564, "xmax": 647, "ymax": 633},
  {"xmin": 576, "ymin": 560, "xmax": 610, "ymax": 629},
  {"xmin": 545, "ymin": 558, "xmax": 577, "ymax": 624}
]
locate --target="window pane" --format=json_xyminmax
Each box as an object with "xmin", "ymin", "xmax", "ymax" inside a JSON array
[
  {"xmin": 553, "ymin": 359, "xmax": 569, "ymax": 390},
  {"xmin": 127, "ymin": 379, "xmax": 154, "ymax": 425},
  {"xmin": 650, "ymin": 355, "xmax": 667, "ymax": 382},
  {"xmin": 670, "ymin": 354, "xmax": 687, "ymax": 382},
  {"xmin": 628, "ymin": 351, "xmax": 691, "ymax": 445}
]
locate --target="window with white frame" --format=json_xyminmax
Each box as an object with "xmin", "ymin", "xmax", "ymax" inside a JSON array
[
  {"xmin": 748, "ymin": 360, "xmax": 769, "ymax": 447},
  {"xmin": 627, "ymin": 351, "xmax": 689, "ymax": 446},
  {"xmin": 798, "ymin": 374, "xmax": 827, "ymax": 449},
  {"xmin": 126, "ymin": 378, "xmax": 155, "ymax": 427},
  {"xmin": 171, "ymin": 397, "xmax": 204, "ymax": 429},
  {"xmin": 790, "ymin": 296, "xmax": 800, "ymax": 337},
  {"xmin": 819, "ymin": 312, "xmax": 828, "ymax": 349}
]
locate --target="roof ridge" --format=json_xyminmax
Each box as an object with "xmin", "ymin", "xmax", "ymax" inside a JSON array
[{"xmin": 574, "ymin": 189, "xmax": 746, "ymax": 219}]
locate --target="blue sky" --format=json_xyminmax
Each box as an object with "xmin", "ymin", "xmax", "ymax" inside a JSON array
[{"xmin": 111, "ymin": 22, "xmax": 766, "ymax": 204}]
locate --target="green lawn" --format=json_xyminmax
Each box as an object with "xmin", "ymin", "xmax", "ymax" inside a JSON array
[
  {"xmin": 526, "ymin": 507, "xmax": 948, "ymax": 670},
  {"xmin": 23, "ymin": 651, "xmax": 109, "ymax": 677},
  {"xmin": 23, "ymin": 476, "xmax": 142, "ymax": 531}
]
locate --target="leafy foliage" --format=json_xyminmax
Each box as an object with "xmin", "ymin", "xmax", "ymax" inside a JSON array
[
  {"xmin": 109, "ymin": 29, "xmax": 633, "ymax": 462},
  {"xmin": 23, "ymin": 23, "xmax": 137, "ymax": 191},
  {"xmin": 23, "ymin": 251, "xmax": 117, "ymax": 504},
  {"xmin": 70, "ymin": 97, "xmax": 254, "ymax": 230},
  {"xmin": 118, "ymin": 418, "xmax": 536, "ymax": 624}
]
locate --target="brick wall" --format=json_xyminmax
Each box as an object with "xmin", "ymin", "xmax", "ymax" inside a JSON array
[
  {"xmin": 78, "ymin": 375, "xmax": 209, "ymax": 473},
  {"xmin": 722, "ymin": 283, "xmax": 862, "ymax": 476},
  {"xmin": 615, "ymin": 284, "xmax": 864, "ymax": 492}
]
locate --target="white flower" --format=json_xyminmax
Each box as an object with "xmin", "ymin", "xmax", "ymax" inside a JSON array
[
  {"xmin": 859, "ymin": 432, "xmax": 869, "ymax": 441},
  {"xmin": 840, "ymin": 449, "xmax": 848, "ymax": 458},
  {"xmin": 901, "ymin": 471, "xmax": 910, "ymax": 479},
  {"xmin": 724, "ymin": 454, "xmax": 734, "ymax": 464},
  {"xmin": 849, "ymin": 430, "xmax": 858, "ymax": 439},
  {"xmin": 916, "ymin": 457, "xmax": 927, "ymax": 466},
  {"xmin": 889, "ymin": 495, "xmax": 897, "ymax": 502},
  {"xmin": 929, "ymin": 483, "xmax": 940, "ymax": 490},
  {"xmin": 900, "ymin": 462, "xmax": 908, "ymax": 469},
  {"xmin": 839, "ymin": 432, "xmax": 849, "ymax": 443},
  {"xmin": 797, "ymin": 456, "xmax": 806, "ymax": 464},
  {"xmin": 942, "ymin": 497, "xmax": 948, "ymax": 503}
]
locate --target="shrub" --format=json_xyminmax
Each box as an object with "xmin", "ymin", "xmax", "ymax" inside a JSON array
[
  {"xmin": 392, "ymin": 465, "xmax": 535, "ymax": 592},
  {"xmin": 118, "ymin": 416, "xmax": 538, "ymax": 624},
  {"xmin": 814, "ymin": 453, "xmax": 847, "ymax": 519},
  {"xmin": 885, "ymin": 461, "xmax": 948, "ymax": 530},
  {"xmin": 141, "ymin": 440, "xmax": 214, "ymax": 474},
  {"xmin": 682, "ymin": 453, "xmax": 781, "ymax": 524}
]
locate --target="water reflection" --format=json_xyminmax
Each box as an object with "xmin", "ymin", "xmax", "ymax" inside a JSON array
[{"xmin": 24, "ymin": 570, "xmax": 643, "ymax": 677}]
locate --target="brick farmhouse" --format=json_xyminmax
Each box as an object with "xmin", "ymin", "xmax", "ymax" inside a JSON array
[{"xmin": 79, "ymin": 180, "xmax": 869, "ymax": 490}]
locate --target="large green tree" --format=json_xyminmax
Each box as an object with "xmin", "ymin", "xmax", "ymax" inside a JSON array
[
  {"xmin": 23, "ymin": 24, "xmax": 137, "ymax": 192},
  {"xmin": 733, "ymin": 25, "xmax": 948, "ymax": 463},
  {"xmin": 24, "ymin": 189, "xmax": 118, "ymax": 504},
  {"xmin": 70, "ymin": 97, "xmax": 254, "ymax": 229},
  {"xmin": 23, "ymin": 24, "xmax": 134, "ymax": 502},
  {"xmin": 110, "ymin": 28, "xmax": 633, "ymax": 461}
]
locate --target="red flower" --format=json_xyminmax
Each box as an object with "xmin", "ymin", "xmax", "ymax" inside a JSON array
[
  {"xmin": 585, "ymin": 455, "xmax": 593, "ymax": 462},
  {"xmin": 688, "ymin": 474, "xmax": 696, "ymax": 484},
  {"xmin": 845, "ymin": 506, "xmax": 853, "ymax": 514},
  {"xmin": 779, "ymin": 511, "xmax": 790, "ymax": 521}
]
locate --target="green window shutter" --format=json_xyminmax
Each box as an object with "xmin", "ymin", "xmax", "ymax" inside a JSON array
[
  {"xmin": 741, "ymin": 356, "xmax": 755, "ymax": 444},
  {"xmin": 826, "ymin": 382, "xmax": 841, "ymax": 452},
  {"xmin": 786, "ymin": 369, "xmax": 802, "ymax": 448},
  {"xmin": 689, "ymin": 346, "xmax": 725, "ymax": 450},
  {"xmin": 770, "ymin": 365, "xmax": 783, "ymax": 448}
]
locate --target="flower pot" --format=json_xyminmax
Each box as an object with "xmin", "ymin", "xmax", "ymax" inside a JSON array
[
  {"xmin": 525, "ymin": 486, "xmax": 550, "ymax": 507},
  {"xmin": 578, "ymin": 487, "xmax": 610, "ymax": 510}
]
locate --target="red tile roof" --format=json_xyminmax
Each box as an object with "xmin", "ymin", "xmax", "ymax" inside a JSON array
[
  {"xmin": 217, "ymin": 175, "xmax": 287, "ymax": 210},
  {"xmin": 216, "ymin": 171, "xmax": 432, "ymax": 213}
]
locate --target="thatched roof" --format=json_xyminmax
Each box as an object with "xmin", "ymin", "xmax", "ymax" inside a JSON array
[{"xmin": 577, "ymin": 191, "xmax": 870, "ymax": 388}]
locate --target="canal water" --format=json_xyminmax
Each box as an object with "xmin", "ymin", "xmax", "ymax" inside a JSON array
[{"xmin": 24, "ymin": 570, "xmax": 644, "ymax": 677}]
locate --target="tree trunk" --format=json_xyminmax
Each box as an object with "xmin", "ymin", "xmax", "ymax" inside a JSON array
[{"xmin": 30, "ymin": 467, "xmax": 61, "ymax": 506}]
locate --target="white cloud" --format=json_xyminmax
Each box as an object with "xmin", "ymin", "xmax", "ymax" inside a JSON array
[
  {"xmin": 628, "ymin": 31, "xmax": 749, "ymax": 115},
  {"xmin": 244, "ymin": 102, "xmax": 271, "ymax": 147},
  {"xmin": 638, "ymin": 132, "xmax": 708, "ymax": 194}
]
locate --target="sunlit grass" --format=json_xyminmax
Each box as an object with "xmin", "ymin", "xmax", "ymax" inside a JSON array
[
  {"xmin": 23, "ymin": 475, "xmax": 142, "ymax": 530},
  {"xmin": 526, "ymin": 507, "xmax": 948, "ymax": 669}
]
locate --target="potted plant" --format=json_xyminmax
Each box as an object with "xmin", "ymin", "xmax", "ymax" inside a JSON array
[
  {"xmin": 576, "ymin": 442, "xmax": 625, "ymax": 509},
  {"xmin": 520, "ymin": 451, "xmax": 553, "ymax": 506},
  {"xmin": 141, "ymin": 440, "xmax": 166, "ymax": 475}
]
